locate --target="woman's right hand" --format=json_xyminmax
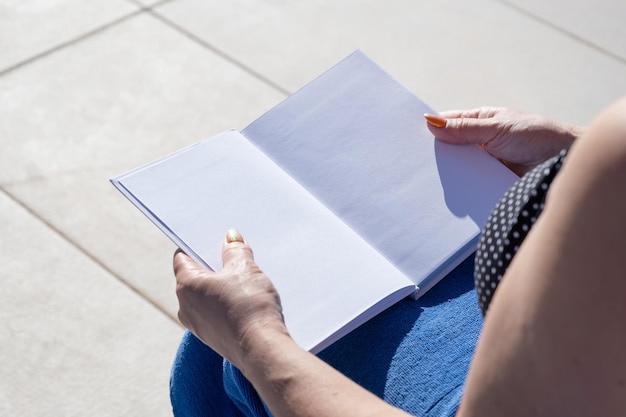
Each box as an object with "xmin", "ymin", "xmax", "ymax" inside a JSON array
[{"xmin": 425, "ymin": 107, "xmax": 585, "ymax": 176}]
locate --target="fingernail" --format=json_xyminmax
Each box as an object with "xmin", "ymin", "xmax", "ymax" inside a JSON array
[
  {"xmin": 226, "ymin": 228, "xmax": 244, "ymax": 243},
  {"xmin": 424, "ymin": 113, "xmax": 447, "ymax": 128}
]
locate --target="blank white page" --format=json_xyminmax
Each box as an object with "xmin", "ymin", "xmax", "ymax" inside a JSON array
[
  {"xmin": 243, "ymin": 51, "xmax": 519, "ymax": 296},
  {"xmin": 114, "ymin": 130, "xmax": 416, "ymax": 353}
]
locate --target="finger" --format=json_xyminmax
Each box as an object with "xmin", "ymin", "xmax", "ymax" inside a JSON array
[
  {"xmin": 424, "ymin": 113, "xmax": 447, "ymax": 128},
  {"xmin": 221, "ymin": 228, "xmax": 255, "ymax": 269},
  {"xmin": 438, "ymin": 107, "xmax": 501, "ymax": 120},
  {"xmin": 424, "ymin": 108, "xmax": 501, "ymax": 144},
  {"xmin": 173, "ymin": 249, "xmax": 203, "ymax": 280},
  {"xmin": 427, "ymin": 116, "xmax": 500, "ymax": 146}
]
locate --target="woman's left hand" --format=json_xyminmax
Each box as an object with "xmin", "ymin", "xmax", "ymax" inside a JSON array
[{"xmin": 173, "ymin": 229, "xmax": 288, "ymax": 367}]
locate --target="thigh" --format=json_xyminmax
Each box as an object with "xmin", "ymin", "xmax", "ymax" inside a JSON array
[{"xmin": 224, "ymin": 255, "xmax": 483, "ymax": 417}]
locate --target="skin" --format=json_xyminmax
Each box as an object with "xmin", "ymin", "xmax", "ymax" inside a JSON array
[
  {"xmin": 175, "ymin": 242, "xmax": 412, "ymax": 417},
  {"xmin": 174, "ymin": 97, "xmax": 626, "ymax": 417},
  {"xmin": 426, "ymin": 107, "xmax": 585, "ymax": 176},
  {"xmin": 459, "ymin": 98, "xmax": 626, "ymax": 417}
]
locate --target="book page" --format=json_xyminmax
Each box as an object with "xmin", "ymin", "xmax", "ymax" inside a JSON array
[
  {"xmin": 243, "ymin": 51, "xmax": 518, "ymax": 297},
  {"xmin": 113, "ymin": 130, "xmax": 416, "ymax": 353}
]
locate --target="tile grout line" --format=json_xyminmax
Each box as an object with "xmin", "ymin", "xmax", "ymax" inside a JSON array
[
  {"xmin": 128, "ymin": 0, "xmax": 178, "ymax": 11},
  {"xmin": 0, "ymin": 0, "xmax": 281, "ymax": 333},
  {"xmin": 496, "ymin": 0, "xmax": 626, "ymax": 66},
  {"xmin": 0, "ymin": 186, "xmax": 182, "ymax": 328},
  {"xmin": 0, "ymin": 3, "xmax": 182, "ymax": 326},
  {"xmin": 146, "ymin": 9, "xmax": 292, "ymax": 96},
  {"xmin": 0, "ymin": 0, "xmax": 291, "ymax": 100},
  {"xmin": 0, "ymin": 8, "xmax": 145, "ymax": 78}
]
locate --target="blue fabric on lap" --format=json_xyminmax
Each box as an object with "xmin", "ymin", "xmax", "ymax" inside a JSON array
[
  {"xmin": 171, "ymin": 255, "xmax": 482, "ymax": 417},
  {"xmin": 170, "ymin": 330, "xmax": 246, "ymax": 417},
  {"xmin": 318, "ymin": 256, "xmax": 481, "ymax": 416}
]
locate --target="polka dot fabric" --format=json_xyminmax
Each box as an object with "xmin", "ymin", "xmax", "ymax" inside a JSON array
[{"xmin": 474, "ymin": 149, "xmax": 568, "ymax": 315}]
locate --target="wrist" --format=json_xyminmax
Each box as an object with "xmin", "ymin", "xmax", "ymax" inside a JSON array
[
  {"xmin": 536, "ymin": 119, "xmax": 584, "ymax": 160},
  {"xmin": 555, "ymin": 120, "xmax": 585, "ymax": 146},
  {"xmin": 568, "ymin": 124, "xmax": 586, "ymax": 141},
  {"xmin": 237, "ymin": 321, "xmax": 294, "ymax": 376}
]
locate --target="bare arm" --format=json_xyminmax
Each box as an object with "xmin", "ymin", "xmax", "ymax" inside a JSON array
[
  {"xmin": 173, "ymin": 99, "xmax": 626, "ymax": 417},
  {"xmin": 457, "ymin": 97, "xmax": 626, "ymax": 416},
  {"xmin": 174, "ymin": 233, "xmax": 413, "ymax": 417},
  {"xmin": 237, "ymin": 327, "xmax": 412, "ymax": 417}
]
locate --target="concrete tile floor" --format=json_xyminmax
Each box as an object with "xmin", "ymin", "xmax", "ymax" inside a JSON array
[{"xmin": 1, "ymin": 0, "xmax": 624, "ymax": 415}]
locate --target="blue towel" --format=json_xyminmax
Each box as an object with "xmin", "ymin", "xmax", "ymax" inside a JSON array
[{"xmin": 171, "ymin": 255, "xmax": 482, "ymax": 417}]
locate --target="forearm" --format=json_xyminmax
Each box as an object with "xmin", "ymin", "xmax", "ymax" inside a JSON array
[{"xmin": 239, "ymin": 329, "xmax": 413, "ymax": 417}]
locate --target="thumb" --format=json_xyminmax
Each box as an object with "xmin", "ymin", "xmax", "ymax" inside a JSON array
[{"xmin": 221, "ymin": 228, "xmax": 255, "ymax": 269}]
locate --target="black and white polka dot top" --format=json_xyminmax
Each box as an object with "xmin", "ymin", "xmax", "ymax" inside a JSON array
[{"xmin": 474, "ymin": 149, "xmax": 568, "ymax": 315}]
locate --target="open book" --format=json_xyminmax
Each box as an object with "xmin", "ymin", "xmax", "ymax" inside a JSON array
[{"xmin": 111, "ymin": 51, "xmax": 518, "ymax": 353}]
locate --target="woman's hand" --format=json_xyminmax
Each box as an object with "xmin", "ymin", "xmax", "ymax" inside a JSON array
[
  {"xmin": 173, "ymin": 229, "xmax": 288, "ymax": 367},
  {"xmin": 174, "ymin": 229, "xmax": 414, "ymax": 417},
  {"xmin": 425, "ymin": 107, "xmax": 585, "ymax": 175}
]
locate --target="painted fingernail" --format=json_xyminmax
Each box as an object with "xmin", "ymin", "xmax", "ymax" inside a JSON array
[
  {"xmin": 424, "ymin": 113, "xmax": 447, "ymax": 128},
  {"xmin": 226, "ymin": 228, "xmax": 244, "ymax": 243}
]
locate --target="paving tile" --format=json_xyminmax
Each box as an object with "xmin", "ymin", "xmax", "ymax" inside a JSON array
[
  {"xmin": 156, "ymin": 0, "xmax": 626, "ymax": 125},
  {"xmin": 0, "ymin": 0, "xmax": 138, "ymax": 73},
  {"xmin": 0, "ymin": 13, "xmax": 286, "ymax": 317},
  {"xmin": 0, "ymin": 190, "xmax": 183, "ymax": 416},
  {"xmin": 6, "ymin": 171, "xmax": 182, "ymax": 316},
  {"xmin": 503, "ymin": 0, "xmax": 626, "ymax": 61}
]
